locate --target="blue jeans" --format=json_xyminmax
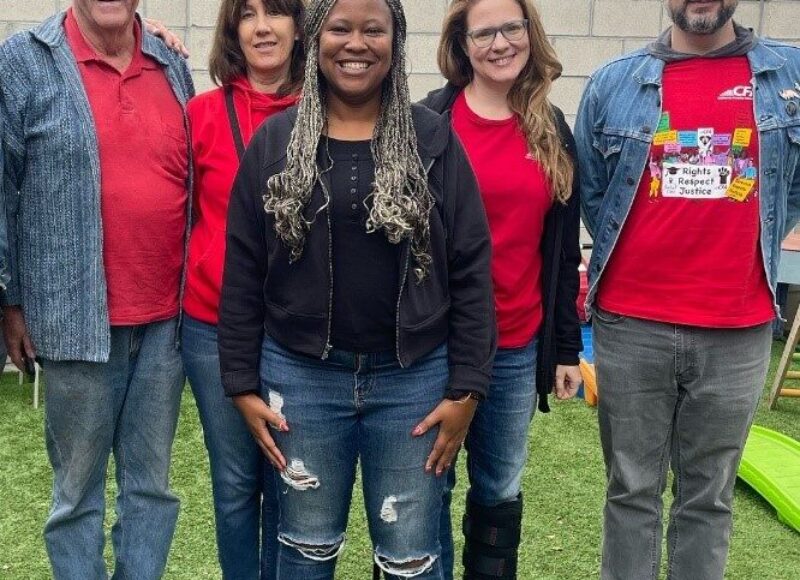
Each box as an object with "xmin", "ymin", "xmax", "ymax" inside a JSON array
[
  {"xmin": 42, "ymin": 318, "xmax": 184, "ymax": 580},
  {"xmin": 182, "ymin": 314, "xmax": 279, "ymax": 580},
  {"xmin": 440, "ymin": 338, "xmax": 537, "ymax": 578},
  {"xmin": 260, "ymin": 337, "xmax": 449, "ymax": 580},
  {"xmin": 593, "ymin": 310, "xmax": 771, "ymax": 580}
]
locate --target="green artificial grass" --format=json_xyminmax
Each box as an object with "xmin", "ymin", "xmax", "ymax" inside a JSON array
[{"xmin": 1, "ymin": 342, "xmax": 798, "ymax": 579}]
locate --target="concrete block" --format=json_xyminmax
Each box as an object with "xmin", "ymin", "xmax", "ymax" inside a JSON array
[
  {"xmin": 623, "ymin": 38, "xmax": 650, "ymax": 53},
  {"xmin": 549, "ymin": 75, "xmax": 586, "ymax": 117},
  {"xmin": 764, "ymin": 0, "xmax": 800, "ymax": 40},
  {"xmin": 404, "ymin": 0, "xmax": 446, "ymax": 35},
  {"xmin": 144, "ymin": 0, "xmax": 188, "ymax": 27},
  {"xmin": 554, "ymin": 37, "xmax": 623, "ymax": 77},
  {"xmin": 536, "ymin": 0, "xmax": 592, "ymax": 37},
  {"xmin": 187, "ymin": 26, "xmax": 215, "ymax": 71},
  {"xmin": 189, "ymin": 0, "xmax": 220, "ymax": 28},
  {"xmin": 593, "ymin": 0, "xmax": 663, "ymax": 39},
  {"xmin": 191, "ymin": 70, "xmax": 216, "ymax": 95},
  {"xmin": 406, "ymin": 33, "xmax": 441, "ymax": 75},
  {"xmin": 409, "ymin": 73, "xmax": 444, "ymax": 102},
  {"xmin": 0, "ymin": 1, "xmax": 56, "ymax": 22}
]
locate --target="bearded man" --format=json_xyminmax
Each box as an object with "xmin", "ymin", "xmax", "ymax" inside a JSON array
[{"xmin": 576, "ymin": 1, "xmax": 800, "ymax": 578}]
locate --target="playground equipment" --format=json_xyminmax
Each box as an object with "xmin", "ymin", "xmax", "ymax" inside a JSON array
[{"xmin": 738, "ymin": 425, "xmax": 800, "ymax": 533}]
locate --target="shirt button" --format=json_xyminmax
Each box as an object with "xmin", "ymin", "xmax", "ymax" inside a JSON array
[
  {"xmin": 351, "ymin": 203, "xmax": 358, "ymax": 210},
  {"xmin": 352, "ymin": 153, "xmax": 358, "ymax": 159},
  {"xmin": 350, "ymin": 188, "xmax": 357, "ymax": 194},
  {"xmin": 352, "ymin": 166, "xmax": 358, "ymax": 171},
  {"xmin": 351, "ymin": 175, "xmax": 357, "ymax": 181},
  {"xmin": 626, "ymin": 177, "xmax": 635, "ymax": 186}
]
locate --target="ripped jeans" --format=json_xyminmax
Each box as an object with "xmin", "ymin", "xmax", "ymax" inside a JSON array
[{"xmin": 259, "ymin": 337, "xmax": 448, "ymax": 580}]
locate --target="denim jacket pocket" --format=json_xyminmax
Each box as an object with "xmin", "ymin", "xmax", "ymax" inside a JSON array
[{"xmin": 592, "ymin": 131, "xmax": 625, "ymax": 160}]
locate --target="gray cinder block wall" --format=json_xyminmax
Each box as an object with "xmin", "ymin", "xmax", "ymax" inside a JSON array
[{"xmin": 2, "ymin": 1, "xmax": 799, "ymax": 120}]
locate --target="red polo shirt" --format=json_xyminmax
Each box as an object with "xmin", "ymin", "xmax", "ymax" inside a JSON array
[{"xmin": 65, "ymin": 9, "xmax": 188, "ymax": 325}]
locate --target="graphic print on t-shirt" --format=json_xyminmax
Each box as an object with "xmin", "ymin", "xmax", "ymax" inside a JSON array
[{"xmin": 648, "ymin": 113, "xmax": 757, "ymax": 203}]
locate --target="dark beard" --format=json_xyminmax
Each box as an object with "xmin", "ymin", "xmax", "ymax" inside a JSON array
[{"xmin": 670, "ymin": 1, "xmax": 737, "ymax": 34}]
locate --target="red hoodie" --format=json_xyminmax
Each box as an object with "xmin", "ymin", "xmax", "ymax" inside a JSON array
[{"xmin": 184, "ymin": 76, "xmax": 299, "ymax": 324}]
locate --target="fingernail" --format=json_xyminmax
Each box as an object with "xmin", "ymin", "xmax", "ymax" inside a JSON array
[
  {"xmin": 425, "ymin": 464, "xmax": 432, "ymax": 473},
  {"xmin": 280, "ymin": 422, "xmax": 289, "ymax": 432},
  {"xmin": 412, "ymin": 425, "xmax": 422, "ymax": 436}
]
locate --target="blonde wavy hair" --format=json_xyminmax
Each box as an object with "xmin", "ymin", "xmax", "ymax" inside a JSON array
[{"xmin": 438, "ymin": 0, "xmax": 573, "ymax": 203}]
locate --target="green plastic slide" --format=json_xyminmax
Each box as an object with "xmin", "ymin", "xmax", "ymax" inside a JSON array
[{"xmin": 738, "ymin": 425, "xmax": 800, "ymax": 533}]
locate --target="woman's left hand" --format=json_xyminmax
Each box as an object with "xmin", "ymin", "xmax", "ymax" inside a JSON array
[
  {"xmin": 412, "ymin": 397, "xmax": 478, "ymax": 477},
  {"xmin": 554, "ymin": 364, "xmax": 583, "ymax": 400},
  {"xmin": 144, "ymin": 18, "xmax": 190, "ymax": 57}
]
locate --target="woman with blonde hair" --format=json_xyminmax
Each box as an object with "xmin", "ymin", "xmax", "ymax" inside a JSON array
[
  {"xmin": 181, "ymin": 1, "xmax": 305, "ymax": 577},
  {"xmin": 218, "ymin": 0, "xmax": 496, "ymax": 577},
  {"xmin": 421, "ymin": 0, "xmax": 583, "ymax": 577}
]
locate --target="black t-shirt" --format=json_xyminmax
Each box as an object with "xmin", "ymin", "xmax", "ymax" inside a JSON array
[{"xmin": 323, "ymin": 137, "xmax": 399, "ymax": 352}]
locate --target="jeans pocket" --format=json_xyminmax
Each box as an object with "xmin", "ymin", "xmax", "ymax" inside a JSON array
[{"xmin": 593, "ymin": 307, "xmax": 625, "ymax": 325}]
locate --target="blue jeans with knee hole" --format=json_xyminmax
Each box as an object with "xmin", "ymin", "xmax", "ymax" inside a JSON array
[
  {"xmin": 182, "ymin": 314, "xmax": 279, "ymax": 580},
  {"xmin": 42, "ymin": 317, "xmax": 184, "ymax": 580},
  {"xmin": 260, "ymin": 337, "xmax": 449, "ymax": 580},
  {"xmin": 439, "ymin": 338, "xmax": 537, "ymax": 579},
  {"xmin": 593, "ymin": 309, "xmax": 771, "ymax": 580}
]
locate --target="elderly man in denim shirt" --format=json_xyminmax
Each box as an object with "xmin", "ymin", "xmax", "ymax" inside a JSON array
[
  {"xmin": 0, "ymin": 1, "xmax": 193, "ymax": 577},
  {"xmin": 576, "ymin": 1, "xmax": 800, "ymax": 579}
]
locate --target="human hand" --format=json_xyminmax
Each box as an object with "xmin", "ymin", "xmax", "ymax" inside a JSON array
[
  {"xmin": 412, "ymin": 396, "xmax": 477, "ymax": 476},
  {"xmin": 232, "ymin": 393, "xmax": 289, "ymax": 470},
  {"xmin": 2, "ymin": 305, "xmax": 36, "ymax": 372},
  {"xmin": 143, "ymin": 18, "xmax": 189, "ymax": 57},
  {"xmin": 554, "ymin": 364, "xmax": 582, "ymax": 400}
]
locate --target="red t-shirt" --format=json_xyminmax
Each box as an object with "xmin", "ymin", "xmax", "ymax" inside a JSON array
[
  {"xmin": 452, "ymin": 91, "xmax": 552, "ymax": 348},
  {"xmin": 597, "ymin": 56, "xmax": 774, "ymax": 327},
  {"xmin": 183, "ymin": 77, "xmax": 298, "ymax": 324},
  {"xmin": 65, "ymin": 9, "xmax": 188, "ymax": 325}
]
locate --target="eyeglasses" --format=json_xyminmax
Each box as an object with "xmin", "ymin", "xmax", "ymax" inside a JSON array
[{"xmin": 465, "ymin": 19, "xmax": 529, "ymax": 48}]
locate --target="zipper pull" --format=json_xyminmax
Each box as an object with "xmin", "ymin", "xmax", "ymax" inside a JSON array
[{"xmin": 321, "ymin": 342, "xmax": 333, "ymax": 360}]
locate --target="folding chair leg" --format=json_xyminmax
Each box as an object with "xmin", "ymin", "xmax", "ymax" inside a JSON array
[{"xmin": 33, "ymin": 365, "xmax": 40, "ymax": 409}]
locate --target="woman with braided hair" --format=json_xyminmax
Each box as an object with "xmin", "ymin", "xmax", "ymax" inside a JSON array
[
  {"xmin": 217, "ymin": 0, "xmax": 496, "ymax": 577},
  {"xmin": 421, "ymin": 0, "xmax": 584, "ymax": 577}
]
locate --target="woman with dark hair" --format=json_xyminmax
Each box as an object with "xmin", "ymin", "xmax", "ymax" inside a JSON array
[
  {"xmin": 180, "ymin": 1, "xmax": 305, "ymax": 577},
  {"xmin": 420, "ymin": 0, "xmax": 583, "ymax": 577},
  {"xmin": 217, "ymin": 0, "xmax": 496, "ymax": 577}
]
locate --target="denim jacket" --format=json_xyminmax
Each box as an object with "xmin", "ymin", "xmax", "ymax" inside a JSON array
[
  {"xmin": 575, "ymin": 39, "xmax": 800, "ymax": 317},
  {"xmin": 0, "ymin": 12, "xmax": 194, "ymax": 362}
]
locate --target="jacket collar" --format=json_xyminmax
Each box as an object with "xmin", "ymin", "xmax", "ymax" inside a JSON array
[
  {"xmin": 31, "ymin": 10, "xmax": 174, "ymax": 67},
  {"xmin": 634, "ymin": 36, "xmax": 786, "ymax": 86}
]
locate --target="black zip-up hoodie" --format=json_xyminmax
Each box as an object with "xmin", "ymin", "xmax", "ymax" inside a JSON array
[
  {"xmin": 219, "ymin": 103, "xmax": 497, "ymax": 398},
  {"xmin": 420, "ymin": 84, "xmax": 583, "ymax": 412}
]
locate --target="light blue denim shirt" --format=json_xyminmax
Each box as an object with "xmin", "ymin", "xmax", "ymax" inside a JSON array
[
  {"xmin": 0, "ymin": 12, "xmax": 194, "ymax": 362},
  {"xmin": 576, "ymin": 38, "xmax": 800, "ymax": 318}
]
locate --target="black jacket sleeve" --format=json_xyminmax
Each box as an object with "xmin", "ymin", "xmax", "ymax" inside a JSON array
[
  {"xmin": 218, "ymin": 133, "xmax": 268, "ymax": 397},
  {"xmin": 443, "ymin": 129, "xmax": 497, "ymax": 397},
  {"xmin": 554, "ymin": 111, "xmax": 583, "ymax": 366}
]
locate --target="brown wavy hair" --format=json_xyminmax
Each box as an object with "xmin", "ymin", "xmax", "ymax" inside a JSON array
[
  {"xmin": 208, "ymin": 0, "xmax": 306, "ymax": 97},
  {"xmin": 438, "ymin": 0, "xmax": 573, "ymax": 203}
]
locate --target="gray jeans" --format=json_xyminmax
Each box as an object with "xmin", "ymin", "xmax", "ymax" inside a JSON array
[{"xmin": 593, "ymin": 309, "xmax": 771, "ymax": 580}]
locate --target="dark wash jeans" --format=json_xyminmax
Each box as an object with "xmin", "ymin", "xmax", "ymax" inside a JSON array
[
  {"xmin": 260, "ymin": 337, "xmax": 449, "ymax": 580},
  {"xmin": 439, "ymin": 338, "xmax": 538, "ymax": 578},
  {"xmin": 593, "ymin": 309, "xmax": 771, "ymax": 580},
  {"xmin": 182, "ymin": 314, "xmax": 279, "ymax": 580}
]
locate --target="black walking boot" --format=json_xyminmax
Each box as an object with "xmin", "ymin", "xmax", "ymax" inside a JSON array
[{"xmin": 462, "ymin": 494, "xmax": 523, "ymax": 579}]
